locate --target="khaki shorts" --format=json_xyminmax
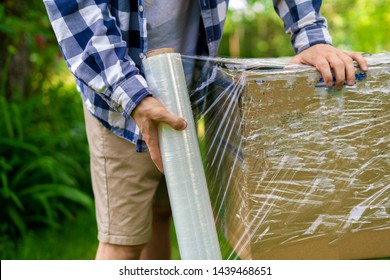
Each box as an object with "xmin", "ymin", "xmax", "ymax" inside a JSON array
[{"xmin": 83, "ymin": 106, "xmax": 169, "ymax": 246}]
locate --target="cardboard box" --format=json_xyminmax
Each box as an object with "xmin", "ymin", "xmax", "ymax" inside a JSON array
[{"xmin": 202, "ymin": 54, "xmax": 390, "ymax": 259}]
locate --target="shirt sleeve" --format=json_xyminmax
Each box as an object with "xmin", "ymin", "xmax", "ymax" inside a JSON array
[
  {"xmin": 273, "ymin": 0, "xmax": 333, "ymax": 53},
  {"xmin": 43, "ymin": 0, "xmax": 150, "ymax": 118}
]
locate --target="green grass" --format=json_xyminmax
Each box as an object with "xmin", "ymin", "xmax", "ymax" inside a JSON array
[
  {"xmin": 0, "ymin": 210, "xmax": 98, "ymax": 260},
  {"xmin": 0, "ymin": 209, "xmax": 182, "ymax": 260}
]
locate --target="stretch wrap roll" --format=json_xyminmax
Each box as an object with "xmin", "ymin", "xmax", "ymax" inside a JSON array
[{"xmin": 143, "ymin": 51, "xmax": 222, "ymax": 260}]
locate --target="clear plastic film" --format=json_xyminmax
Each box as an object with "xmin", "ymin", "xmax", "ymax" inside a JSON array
[
  {"xmin": 145, "ymin": 51, "xmax": 390, "ymax": 260},
  {"xmin": 143, "ymin": 51, "xmax": 222, "ymax": 260}
]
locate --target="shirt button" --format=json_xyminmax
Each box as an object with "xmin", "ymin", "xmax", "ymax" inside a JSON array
[
  {"xmin": 139, "ymin": 5, "xmax": 144, "ymax": 12},
  {"xmin": 139, "ymin": 52, "xmax": 145, "ymax": 59}
]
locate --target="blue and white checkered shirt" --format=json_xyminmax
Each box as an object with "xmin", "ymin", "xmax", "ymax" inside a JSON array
[{"xmin": 43, "ymin": 0, "xmax": 332, "ymax": 152}]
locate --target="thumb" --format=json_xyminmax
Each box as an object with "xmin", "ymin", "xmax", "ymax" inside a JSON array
[
  {"xmin": 157, "ymin": 108, "xmax": 188, "ymax": 131},
  {"xmin": 154, "ymin": 107, "xmax": 187, "ymax": 130}
]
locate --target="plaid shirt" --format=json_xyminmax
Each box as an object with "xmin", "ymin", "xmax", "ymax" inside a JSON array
[{"xmin": 43, "ymin": 0, "xmax": 332, "ymax": 152}]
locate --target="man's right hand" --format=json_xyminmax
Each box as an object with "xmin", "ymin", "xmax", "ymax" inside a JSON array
[{"xmin": 132, "ymin": 96, "xmax": 187, "ymax": 173}]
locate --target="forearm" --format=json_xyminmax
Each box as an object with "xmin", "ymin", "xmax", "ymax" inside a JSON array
[
  {"xmin": 43, "ymin": 0, "xmax": 150, "ymax": 118},
  {"xmin": 273, "ymin": 0, "xmax": 332, "ymax": 53}
]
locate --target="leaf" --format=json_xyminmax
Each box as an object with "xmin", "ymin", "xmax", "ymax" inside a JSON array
[
  {"xmin": 0, "ymin": 157, "xmax": 12, "ymax": 171},
  {"xmin": 1, "ymin": 172, "xmax": 10, "ymax": 198},
  {"xmin": 9, "ymin": 191, "xmax": 24, "ymax": 211},
  {"xmin": 0, "ymin": 96, "xmax": 14, "ymax": 138},
  {"xmin": 55, "ymin": 202, "xmax": 76, "ymax": 220},
  {"xmin": 20, "ymin": 184, "xmax": 94, "ymax": 211},
  {"xmin": 34, "ymin": 194, "xmax": 56, "ymax": 226},
  {"xmin": 6, "ymin": 207, "xmax": 26, "ymax": 236},
  {"xmin": 11, "ymin": 103, "xmax": 24, "ymax": 141},
  {"xmin": 0, "ymin": 138, "xmax": 40, "ymax": 155},
  {"xmin": 10, "ymin": 156, "xmax": 56, "ymax": 188}
]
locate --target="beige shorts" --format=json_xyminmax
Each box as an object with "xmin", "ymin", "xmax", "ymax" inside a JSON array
[{"xmin": 83, "ymin": 106, "xmax": 169, "ymax": 246}]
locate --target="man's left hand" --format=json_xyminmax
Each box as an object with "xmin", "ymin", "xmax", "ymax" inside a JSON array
[{"xmin": 291, "ymin": 44, "xmax": 368, "ymax": 90}]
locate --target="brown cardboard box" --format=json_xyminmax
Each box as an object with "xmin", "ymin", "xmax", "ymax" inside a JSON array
[{"xmin": 203, "ymin": 54, "xmax": 390, "ymax": 259}]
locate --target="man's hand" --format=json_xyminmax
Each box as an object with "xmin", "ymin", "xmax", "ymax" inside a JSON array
[
  {"xmin": 132, "ymin": 96, "xmax": 187, "ymax": 173},
  {"xmin": 291, "ymin": 44, "xmax": 368, "ymax": 90}
]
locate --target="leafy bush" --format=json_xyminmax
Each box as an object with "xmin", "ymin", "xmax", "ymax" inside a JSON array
[
  {"xmin": 0, "ymin": 83, "xmax": 93, "ymax": 238},
  {"xmin": 0, "ymin": 0, "xmax": 94, "ymax": 239}
]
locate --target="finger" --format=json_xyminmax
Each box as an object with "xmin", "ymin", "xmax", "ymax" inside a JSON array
[
  {"xmin": 290, "ymin": 55, "xmax": 302, "ymax": 65},
  {"xmin": 338, "ymin": 54, "xmax": 355, "ymax": 86},
  {"xmin": 133, "ymin": 97, "xmax": 187, "ymax": 131},
  {"xmin": 314, "ymin": 57, "xmax": 333, "ymax": 88},
  {"xmin": 151, "ymin": 106, "xmax": 188, "ymax": 131},
  {"xmin": 285, "ymin": 56, "xmax": 301, "ymax": 70},
  {"xmin": 347, "ymin": 52, "xmax": 368, "ymax": 71},
  {"xmin": 144, "ymin": 126, "xmax": 164, "ymax": 173},
  {"xmin": 327, "ymin": 55, "xmax": 346, "ymax": 89}
]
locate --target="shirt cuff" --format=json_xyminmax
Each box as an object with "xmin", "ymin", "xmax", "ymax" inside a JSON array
[
  {"xmin": 111, "ymin": 74, "xmax": 152, "ymax": 119},
  {"xmin": 293, "ymin": 25, "xmax": 333, "ymax": 54}
]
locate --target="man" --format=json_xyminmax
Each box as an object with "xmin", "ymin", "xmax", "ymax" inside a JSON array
[{"xmin": 43, "ymin": 0, "xmax": 367, "ymax": 260}]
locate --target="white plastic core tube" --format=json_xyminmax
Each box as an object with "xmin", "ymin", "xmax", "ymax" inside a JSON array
[{"xmin": 143, "ymin": 51, "xmax": 221, "ymax": 260}]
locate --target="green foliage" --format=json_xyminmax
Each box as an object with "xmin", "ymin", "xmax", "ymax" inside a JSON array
[
  {"xmin": 221, "ymin": 0, "xmax": 292, "ymax": 58},
  {"xmin": 0, "ymin": 83, "xmax": 93, "ymax": 238},
  {"xmin": 322, "ymin": 0, "xmax": 390, "ymax": 53},
  {"xmin": 0, "ymin": 0, "xmax": 61, "ymax": 100},
  {"xmin": 0, "ymin": 1, "xmax": 94, "ymax": 239},
  {"xmin": 0, "ymin": 211, "xmax": 97, "ymax": 260},
  {"xmin": 220, "ymin": 0, "xmax": 390, "ymax": 58}
]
